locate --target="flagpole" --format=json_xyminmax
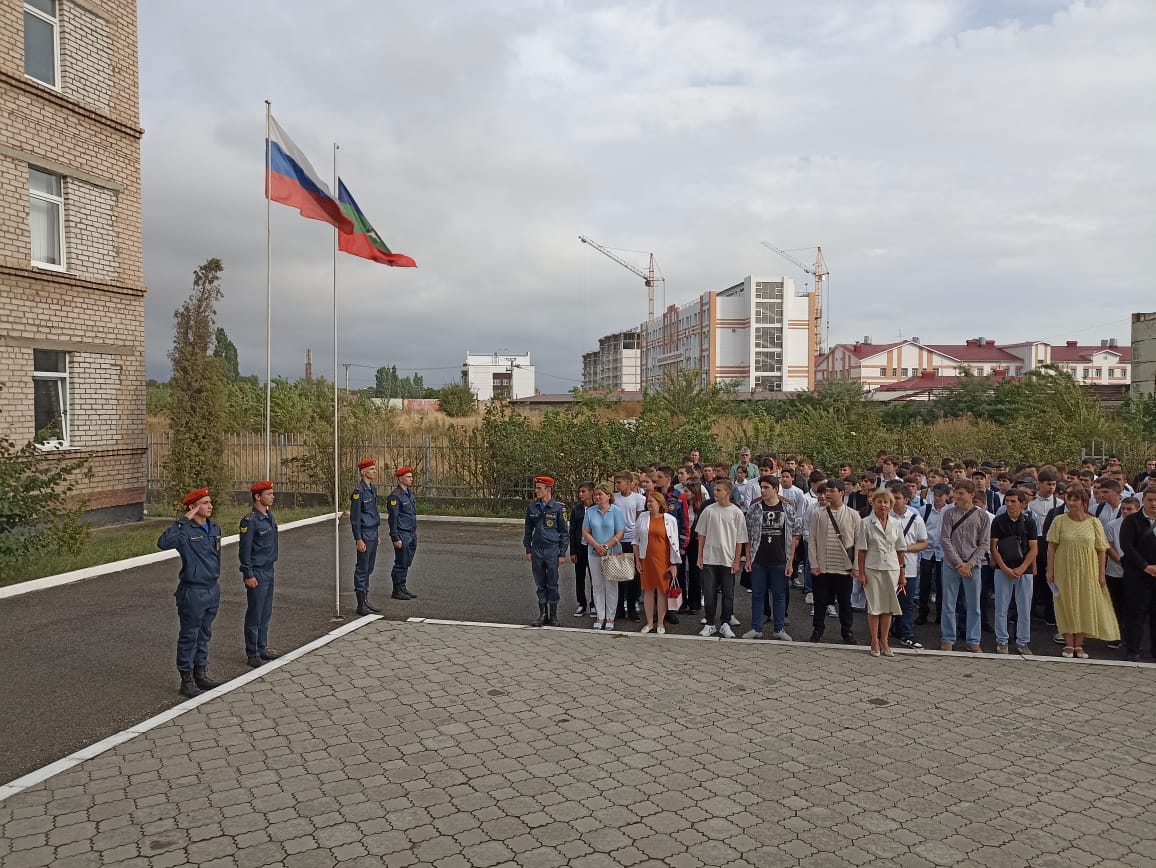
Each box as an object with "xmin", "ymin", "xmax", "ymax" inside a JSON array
[
  {"xmin": 264, "ymin": 99, "xmax": 273, "ymax": 480},
  {"xmin": 332, "ymin": 141, "xmax": 343, "ymax": 621}
]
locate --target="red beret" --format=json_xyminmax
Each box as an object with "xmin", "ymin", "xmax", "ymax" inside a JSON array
[
  {"xmin": 182, "ymin": 487, "xmax": 210, "ymax": 507},
  {"xmin": 357, "ymin": 459, "xmax": 376, "ymax": 470},
  {"xmin": 534, "ymin": 476, "xmax": 555, "ymax": 487},
  {"xmin": 395, "ymin": 466, "xmax": 413, "ymax": 477},
  {"xmin": 250, "ymin": 480, "xmax": 274, "ymax": 494}
]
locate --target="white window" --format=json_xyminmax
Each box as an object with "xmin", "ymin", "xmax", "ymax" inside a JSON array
[
  {"xmin": 33, "ymin": 349, "xmax": 69, "ymax": 448},
  {"xmin": 24, "ymin": 0, "xmax": 59, "ymax": 88},
  {"xmin": 29, "ymin": 167, "xmax": 65, "ymax": 269},
  {"xmin": 879, "ymin": 368, "xmax": 887, "ymax": 377}
]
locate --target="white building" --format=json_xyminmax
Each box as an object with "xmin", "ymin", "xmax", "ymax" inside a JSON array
[
  {"xmin": 582, "ymin": 330, "xmax": 640, "ymax": 392},
  {"xmin": 639, "ymin": 276, "xmax": 812, "ymax": 393},
  {"xmin": 461, "ymin": 351, "xmax": 535, "ymax": 400},
  {"xmin": 1133, "ymin": 313, "xmax": 1156, "ymax": 396}
]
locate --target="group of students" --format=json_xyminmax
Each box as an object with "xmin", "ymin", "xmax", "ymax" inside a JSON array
[{"xmin": 524, "ymin": 449, "xmax": 1156, "ymax": 661}]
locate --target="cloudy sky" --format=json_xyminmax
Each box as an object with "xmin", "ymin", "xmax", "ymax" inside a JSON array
[{"xmin": 139, "ymin": 0, "xmax": 1156, "ymax": 390}]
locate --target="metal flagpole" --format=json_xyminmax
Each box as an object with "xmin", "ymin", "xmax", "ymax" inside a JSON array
[
  {"xmin": 332, "ymin": 142, "xmax": 343, "ymax": 620},
  {"xmin": 264, "ymin": 100, "xmax": 273, "ymax": 479}
]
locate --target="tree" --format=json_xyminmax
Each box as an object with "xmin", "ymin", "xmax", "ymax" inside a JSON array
[
  {"xmin": 212, "ymin": 327, "xmax": 241, "ymax": 383},
  {"xmin": 375, "ymin": 365, "xmax": 430, "ymax": 399},
  {"xmin": 644, "ymin": 369, "xmax": 736, "ymax": 422},
  {"xmin": 164, "ymin": 259, "xmax": 230, "ymax": 502},
  {"xmin": 438, "ymin": 383, "xmax": 477, "ymax": 417}
]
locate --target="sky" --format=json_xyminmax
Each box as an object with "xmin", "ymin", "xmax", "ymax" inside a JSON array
[{"xmin": 138, "ymin": 0, "xmax": 1156, "ymax": 391}]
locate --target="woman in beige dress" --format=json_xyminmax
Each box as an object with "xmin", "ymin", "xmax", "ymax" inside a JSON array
[{"xmin": 855, "ymin": 490, "xmax": 907, "ymax": 657}]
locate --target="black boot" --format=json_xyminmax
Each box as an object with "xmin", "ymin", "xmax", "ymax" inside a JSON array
[
  {"xmin": 193, "ymin": 667, "xmax": 221, "ymax": 690},
  {"xmin": 546, "ymin": 604, "xmax": 559, "ymax": 627},
  {"xmin": 178, "ymin": 670, "xmax": 202, "ymax": 698},
  {"xmin": 356, "ymin": 591, "xmax": 379, "ymax": 615},
  {"xmin": 531, "ymin": 605, "xmax": 547, "ymax": 627},
  {"xmin": 400, "ymin": 585, "xmax": 417, "ymax": 600}
]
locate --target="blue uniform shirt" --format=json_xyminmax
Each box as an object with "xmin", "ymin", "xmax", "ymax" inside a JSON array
[
  {"xmin": 158, "ymin": 518, "xmax": 222, "ymax": 587},
  {"xmin": 349, "ymin": 480, "xmax": 380, "ymax": 541},
  {"xmin": 387, "ymin": 486, "xmax": 417, "ymax": 541},
  {"xmin": 524, "ymin": 499, "xmax": 569, "ymax": 559},
  {"xmin": 238, "ymin": 508, "xmax": 278, "ymax": 577}
]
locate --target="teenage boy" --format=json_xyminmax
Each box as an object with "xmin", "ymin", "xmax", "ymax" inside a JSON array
[
  {"xmin": 848, "ymin": 474, "xmax": 875, "ymax": 518},
  {"xmin": 387, "ymin": 467, "xmax": 419, "ymax": 600},
  {"xmin": 1104, "ymin": 496, "xmax": 1140, "ymax": 650},
  {"xmin": 696, "ymin": 478, "xmax": 748, "ymax": 639},
  {"xmin": 655, "ymin": 465, "xmax": 691, "ymax": 625},
  {"xmin": 940, "ymin": 479, "xmax": 991, "ymax": 653},
  {"xmin": 1027, "ymin": 468, "xmax": 1061, "ymax": 626},
  {"xmin": 569, "ymin": 482, "xmax": 594, "ymax": 615},
  {"xmin": 350, "ymin": 458, "xmax": 383, "ymax": 615},
  {"xmin": 1120, "ymin": 486, "xmax": 1156, "ymax": 662},
  {"xmin": 1093, "ymin": 478, "xmax": 1122, "ymax": 529},
  {"xmin": 614, "ymin": 471, "xmax": 647, "ymax": 622},
  {"xmin": 743, "ymin": 474, "xmax": 802, "ymax": 641},
  {"xmin": 523, "ymin": 475, "xmax": 569, "ymax": 627},
  {"xmin": 916, "ymin": 484, "xmax": 949, "ymax": 625},
  {"xmin": 807, "ymin": 481, "xmax": 860, "ymax": 644},
  {"xmin": 990, "ymin": 489, "xmax": 1038, "ymax": 654},
  {"xmin": 888, "ymin": 485, "xmax": 927, "ymax": 649}
]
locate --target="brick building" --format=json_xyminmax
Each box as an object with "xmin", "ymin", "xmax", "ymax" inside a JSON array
[{"xmin": 0, "ymin": 0, "xmax": 145, "ymax": 523}]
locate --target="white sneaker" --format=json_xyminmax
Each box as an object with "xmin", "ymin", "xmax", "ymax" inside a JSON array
[
  {"xmin": 744, "ymin": 587, "xmax": 752, "ymax": 594},
  {"xmin": 728, "ymin": 615, "xmax": 741, "ymax": 627},
  {"xmin": 699, "ymin": 624, "xmax": 717, "ymax": 638},
  {"xmin": 700, "ymin": 617, "xmax": 708, "ymax": 625},
  {"xmin": 771, "ymin": 630, "xmax": 793, "ymax": 641},
  {"xmin": 804, "ymin": 592, "xmax": 814, "ymax": 605},
  {"xmin": 573, "ymin": 605, "xmax": 587, "ymax": 616},
  {"xmin": 741, "ymin": 629, "xmax": 764, "ymax": 640},
  {"xmin": 719, "ymin": 623, "xmax": 736, "ymax": 639},
  {"xmin": 826, "ymin": 605, "xmax": 837, "ymax": 617}
]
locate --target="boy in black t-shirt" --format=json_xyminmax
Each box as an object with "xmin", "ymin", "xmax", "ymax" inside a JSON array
[{"xmin": 990, "ymin": 489, "xmax": 1039, "ymax": 654}]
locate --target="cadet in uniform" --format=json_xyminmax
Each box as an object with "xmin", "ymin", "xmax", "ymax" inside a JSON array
[
  {"xmin": 523, "ymin": 475, "xmax": 569, "ymax": 627},
  {"xmin": 387, "ymin": 466, "xmax": 419, "ymax": 600},
  {"xmin": 239, "ymin": 480, "xmax": 280, "ymax": 667},
  {"xmin": 157, "ymin": 487, "xmax": 224, "ymax": 697},
  {"xmin": 350, "ymin": 459, "xmax": 383, "ymax": 615}
]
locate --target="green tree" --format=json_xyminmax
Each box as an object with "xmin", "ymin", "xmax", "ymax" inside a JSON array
[
  {"xmin": 438, "ymin": 383, "xmax": 477, "ymax": 417},
  {"xmin": 375, "ymin": 365, "xmax": 430, "ymax": 399},
  {"xmin": 644, "ymin": 370, "xmax": 736, "ymax": 422},
  {"xmin": 164, "ymin": 258, "xmax": 230, "ymax": 502},
  {"xmin": 212, "ymin": 327, "xmax": 241, "ymax": 383}
]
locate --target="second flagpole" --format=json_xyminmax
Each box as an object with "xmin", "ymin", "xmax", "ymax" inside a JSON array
[{"xmin": 332, "ymin": 141, "xmax": 342, "ymax": 621}]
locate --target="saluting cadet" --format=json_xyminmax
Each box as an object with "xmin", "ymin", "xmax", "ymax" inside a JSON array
[
  {"xmin": 387, "ymin": 466, "xmax": 419, "ymax": 600},
  {"xmin": 157, "ymin": 487, "xmax": 223, "ymax": 698},
  {"xmin": 239, "ymin": 480, "xmax": 280, "ymax": 668},
  {"xmin": 523, "ymin": 475, "xmax": 569, "ymax": 627},
  {"xmin": 350, "ymin": 459, "xmax": 383, "ymax": 615}
]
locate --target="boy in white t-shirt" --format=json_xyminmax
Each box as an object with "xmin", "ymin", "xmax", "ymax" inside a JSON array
[{"xmin": 695, "ymin": 478, "xmax": 749, "ymax": 639}]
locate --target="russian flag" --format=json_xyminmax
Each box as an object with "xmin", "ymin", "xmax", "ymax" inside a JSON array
[{"xmin": 265, "ymin": 116, "xmax": 352, "ymax": 232}]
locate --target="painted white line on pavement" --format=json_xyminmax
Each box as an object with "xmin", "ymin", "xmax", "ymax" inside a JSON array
[
  {"xmin": 0, "ymin": 614, "xmax": 383, "ymax": 805},
  {"xmin": 0, "ymin": 512, "xmax": 339, "ymax": 600},
  {"xmin": 418, "ymin": 515, "xmax": 520, "ymax": 525},
  {"xmin": 403, "ymin": 617, "xmax": 1156, "ymax": 668}
]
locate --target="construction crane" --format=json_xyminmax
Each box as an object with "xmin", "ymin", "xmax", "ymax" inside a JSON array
[
  {"xmin": 578, "ymin": 235, "xmax": 663, "ymax": 320},
  {"xmin": 760, "ymin": 241, "xmax": 828, "ymax": 350}
]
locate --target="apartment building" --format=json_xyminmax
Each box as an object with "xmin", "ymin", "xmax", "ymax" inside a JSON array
[
  {"xmin": 581, "ymin": 329, "xmax": 640, "ymax": 392},
  {"xmin": 461, "ymin": 351, "xmax": 535, "ymax": 400},
  {"xmin": 1131, "ymin": 312, "xmax": 1156, "ymax": 397},
  {"xmin": 638, "ymin": 276, "xmax": 811, "ymax": 393},
  {"xmin": 0, "ymin": 0, "xmax": 146, "ymax": 523},
  {"xmin": 815, "ymin": 336, "xmax": 1133, "ymax": 391}
]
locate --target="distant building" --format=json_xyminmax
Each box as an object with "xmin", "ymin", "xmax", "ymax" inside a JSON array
[
  {"xmin": 1133, "ymin": 312, "xmax": 1156, "ymax": 396},
  {"xmin": 581, "ymin": 330, "xmax": 640, "ymax": 392},
  {"xmin": 815, "ymin": 337, "xmax": 1132, "ymax": 391},
  {"xmin": 461, "ymin": 351, "xmax": 534, "ymax": 400},
  {"xmin": 639, "ymin": 276, "xmax": 812, "ymax": 393},
  {"xmin": 0, "ymin": 0, "xmax": 146, "ymax": 523}
]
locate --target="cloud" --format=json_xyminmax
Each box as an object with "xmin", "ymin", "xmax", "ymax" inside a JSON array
[{"xmin": 139, "ymin": 0, "xmax": 1156, "ymax": 389}]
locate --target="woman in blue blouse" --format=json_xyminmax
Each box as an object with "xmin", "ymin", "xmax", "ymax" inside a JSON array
[{"xmin": 582, "ymin": 482, "xmax": 626, "ymax": 630}]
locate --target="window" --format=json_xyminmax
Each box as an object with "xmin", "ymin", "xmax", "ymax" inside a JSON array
[
  {"xmin": 33, "ymin": 349, "xmax": 69, "ymax": 447},
  {"xmin": 1093, "ymin": 367, "xmax": 1102, "ymax": 378},
  {"xmin": 29, "ymin": 167, "xmax": 64, "ymax": 268},
  {"xmin": 24, "ymin": 0, "xmax": 58, "ymax": 87},
  {"xmin": 879, "ymin": 368, "xmax": 887, "ymax": 377},
  {"xmin": 901, "ymin": 368, "xmax": 910, "ymax": 378}
]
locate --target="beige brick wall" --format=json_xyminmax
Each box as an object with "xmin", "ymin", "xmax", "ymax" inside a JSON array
[{"xmin": 0, "ymin": 0, "xmax": 144, "ymax": 514}]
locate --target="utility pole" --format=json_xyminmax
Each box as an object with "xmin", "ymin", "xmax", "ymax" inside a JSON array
[{"xmin": 342, "ymin": 362, "xmax": 352, "ymax": 393}]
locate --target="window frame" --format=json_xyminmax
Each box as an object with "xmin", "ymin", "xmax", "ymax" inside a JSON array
[
  {"xmin": 23, "ymin": 0, "xmax": 61, "ymax": 90},
  {"xmin": 29, "ymin": 166, "xmax": 66, "ymax": 271},
  {"xmin": 32, "ymin": 349, "xmax": 70, "ymax": 449}
]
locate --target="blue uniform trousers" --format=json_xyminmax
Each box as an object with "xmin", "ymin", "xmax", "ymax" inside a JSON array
[
  {"xmin": 176, "ymin": 583, "xmax": 219, "ymax": 671},
  {"xmin": 391, "ymin": 533, "xmax": 417, "ymax": 588},
  {"xmin": 244, "ymin": 569, "xmax": 275, "ymax": 657},
  {"xmin": 531, "ymin": 550, "xmax": 560, "ymax": 605},
  {"xmin": 353, "ymin": 532, "xmax": 379, "ymax": 593}
]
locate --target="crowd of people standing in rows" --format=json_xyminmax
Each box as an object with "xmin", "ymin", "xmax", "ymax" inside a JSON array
[{"xmin": 523, "ymin": 450, "xmax": 1156, "ymax": 662}]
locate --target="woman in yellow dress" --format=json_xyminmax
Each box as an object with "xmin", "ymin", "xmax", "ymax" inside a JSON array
[{"xmin": 1046, "ymin": 482, "xmax": 1120, "ymax": 658}]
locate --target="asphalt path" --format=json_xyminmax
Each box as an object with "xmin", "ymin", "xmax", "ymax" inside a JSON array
[{"xmin": 0, "ymin": 517, "xmax": 1125, "ymax": 784}]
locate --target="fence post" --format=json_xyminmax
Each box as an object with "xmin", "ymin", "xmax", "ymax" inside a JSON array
[{"xmin": 423, "ymin": 436, "xmax": 431, "ymax": 489}]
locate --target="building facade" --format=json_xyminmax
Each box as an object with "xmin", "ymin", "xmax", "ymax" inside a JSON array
[
  {"xmin": 1133, "ymin": 312, "xmax": 1156, "ymax": 397},
  {"xmin": 581, "ymin": 329, "xmax": 640, "ymax": 392},
  {"xmin": 638, "ymin": 276, "xmax": 811, "ymax": 393},
  {"xmin": 815, "ymin": 337, "xmax": 1133, "ymax": 392},
  {"xmin": 0, "ymin": 0, "xmax": 146, "ymax": 523},
  {"xmin": 461, "ymin": 351, "xmax": 535, "ymax": 401}
]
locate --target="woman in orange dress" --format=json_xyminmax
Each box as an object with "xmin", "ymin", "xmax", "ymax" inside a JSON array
[{"xmin": 634, "ymin": 491, "xmax": 682, "ymax": 634}]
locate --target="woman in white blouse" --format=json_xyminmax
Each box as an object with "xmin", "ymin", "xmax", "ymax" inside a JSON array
[
  {"xmin": 633, "ymin": 491, "xmax": 683, "ymax": 633},
  {"xmin": 855, "ymin": 489, "xmax": 907, "ymax": 657}
]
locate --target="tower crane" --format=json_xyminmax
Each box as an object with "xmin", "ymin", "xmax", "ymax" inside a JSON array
[
  {"xmin": 578, "ymin": 235, "xmax": 663, "ymax": 321},
  {"xmin": 761, "ymin": 241, "xmax": 829, "ymax": 390}
]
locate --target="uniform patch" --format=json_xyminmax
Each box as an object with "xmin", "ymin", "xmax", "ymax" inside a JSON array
[
  {"xmin": 240, "ymin": 525, "xmax": 248, "ymax": 533},
  {"xmin": 545, "ymin": 519, "xmax": 554, "ymax": 527},
  {"xmin": 390, "ymin": 499, "xmax": 398, "ymax": 506},
  {"xmin": 352, "ymin": 493, "xmax": 360, "ymax": 500}
]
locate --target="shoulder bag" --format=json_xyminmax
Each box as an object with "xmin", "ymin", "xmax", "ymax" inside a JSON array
[{"xmin": 600, "ymin": 551, "xmax": 635, "ymax": 583}]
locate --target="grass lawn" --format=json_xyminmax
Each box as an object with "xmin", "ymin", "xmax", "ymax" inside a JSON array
[{"xmin": 1, "ymin": 503, "xmax": 334, "ymax": 587}]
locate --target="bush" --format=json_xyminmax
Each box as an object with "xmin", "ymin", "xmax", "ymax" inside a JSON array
[
  {"xmin": 0, "ymin": 434, "xmax": 89, "ymax": 567},
  {"xmin": 438, "ymin": 383, "xmax": 477, "ymax": 418}
]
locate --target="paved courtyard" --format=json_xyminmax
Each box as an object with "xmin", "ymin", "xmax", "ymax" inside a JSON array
[{"xmin": 2, "ymin": 620, "xmax": 1155, "ymax": 868}]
